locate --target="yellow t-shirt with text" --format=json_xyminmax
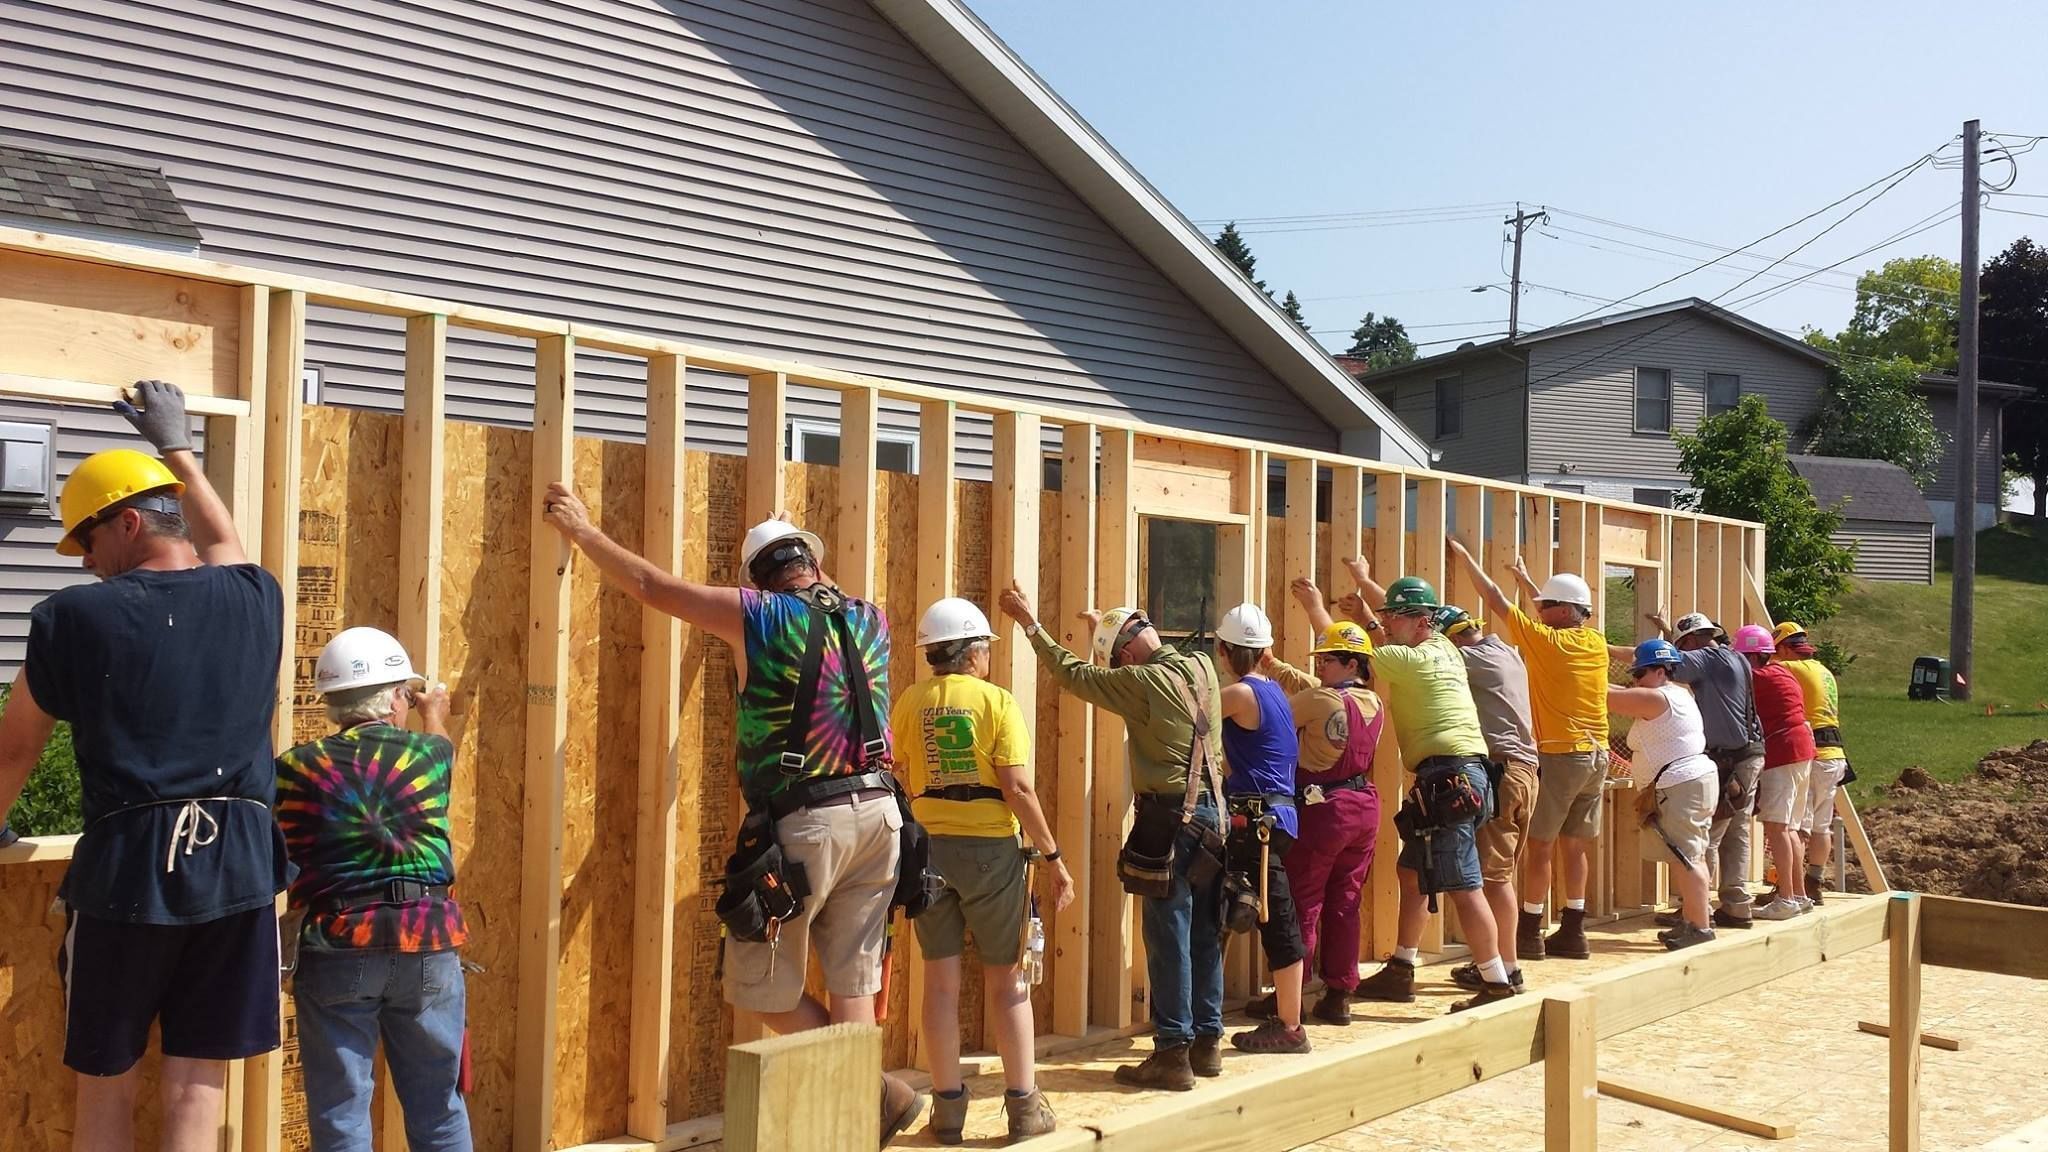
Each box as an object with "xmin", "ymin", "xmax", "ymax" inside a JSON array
[{"xmin": 890, "ymin": 674, "xmax": 1028, "ymax": 838}]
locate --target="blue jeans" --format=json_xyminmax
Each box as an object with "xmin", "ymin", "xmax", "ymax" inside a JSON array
[
  {"xmin": 295, "ymin": 948, "xmax": 473, "ymax": 1152},
  {"xmin": 1138, "ymin": 803, "xmax": 1225, "ymax": 1046}
]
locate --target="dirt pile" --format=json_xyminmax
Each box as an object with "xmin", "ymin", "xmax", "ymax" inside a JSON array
[{"xmin": 1858, "ymin": 740, "xmax": 2048, "ymax": 906}]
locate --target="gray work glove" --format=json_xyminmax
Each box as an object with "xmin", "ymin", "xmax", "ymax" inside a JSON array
[
  {"xmin": 0, "ymin": 823, "xmax": 18, "ymax": 851},
  {"xmin": 112, "ymin": 378, "xmax": 193, "ymax": 454}
]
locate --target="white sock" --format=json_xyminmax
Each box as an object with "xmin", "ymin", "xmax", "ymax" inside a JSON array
[
  {"xmin": 1393, "ymin": 946, "xmax": 1420, "ymax": 965},
  {"xmin": 1522, "ymin": 901, "xmax": 1547, "ymax": 916},
  {"xmin": 1565, "ymin": 898, "xmax": 1586, "ymax": 911},
  {"xmin": 1478, "ymin": 956, "xmax": 1509, "ymax": 985}
]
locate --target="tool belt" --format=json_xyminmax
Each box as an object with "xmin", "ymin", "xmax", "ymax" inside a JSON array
[
  {"xmin": 1118, "ymin": 657, "xmax": 1227, "ymax": 899},
  {"xmin": 1302, "ymin": 774, "xmax": 1369, "ymax": 800},
  {"xmin": 919, "ymin": 783, "xmax": 1006, "ymax": 803},
  {"xmin": 315, "ymin": 879, "xmax": 451, "ymax": 914},
  {"xmin": 1394, "ymin": 755, "xmax": 1488, "ymax": 837},
  {"xmin": 1708, "ymin": 741, "xmax": 1765, "ymax": 820},
  {"xmin": 1220, "ymin": 794, "xmax": 1288, "ymax": 936},
  {"xmin": 1812, "ymin": 726, "xmax": 1843, "ymax": 749}
]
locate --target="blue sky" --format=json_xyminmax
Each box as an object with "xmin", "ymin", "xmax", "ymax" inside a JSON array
[{"xmin": 968, "ymin": 0, "xmax": 2048, "ymax": 357}]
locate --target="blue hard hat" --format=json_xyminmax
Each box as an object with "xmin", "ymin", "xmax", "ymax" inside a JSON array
[{"xmin": 1631, "ymin": 638, "xmax": 1682, "ymax": 673}]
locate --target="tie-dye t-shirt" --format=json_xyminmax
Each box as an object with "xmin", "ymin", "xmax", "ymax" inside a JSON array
[
  {"xmin": 736, "ymin": 587, "xmax": 893, "ymax": 804},
  {"xmin": 274, "ymin": 723, "xmax": 467, "ymax": 952}
]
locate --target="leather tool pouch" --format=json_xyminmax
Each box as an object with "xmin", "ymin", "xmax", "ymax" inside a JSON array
[{"xmin": 715, "ymin": 810, "xmax": 809, "ymax": 943}]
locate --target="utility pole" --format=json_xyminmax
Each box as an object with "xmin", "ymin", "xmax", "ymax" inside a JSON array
[
  {"xmin": 1504, "ymin": 203, "xmax": 1548, "ymax": 339},
  {"xmin": 1951, "ymin": 119, "xmax": 1981, "ymax": 701}
]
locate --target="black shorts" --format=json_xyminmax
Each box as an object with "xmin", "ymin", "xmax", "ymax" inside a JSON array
[
  {"xmin": 61, "ymin": 905, "xmax": 281, "ymax": 1075},
  {"xmin": 1230, "ymin": 825, "xmax": 1306, "ymax": 970}
]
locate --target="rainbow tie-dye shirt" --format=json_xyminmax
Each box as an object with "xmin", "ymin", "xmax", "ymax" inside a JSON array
[
  {"xmin": 275, "ymin": 723, "xmax": 467, "ymax": 952},
  {"xmin": 736, "ymin": 587, "xmax": 893, "ymax": 804}
]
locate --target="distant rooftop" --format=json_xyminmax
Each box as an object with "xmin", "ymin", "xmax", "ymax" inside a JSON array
[
  {"xmin": 0, "ymin": 144, "xmax": 201, "ymax": 244},
  {"xmin": 1789, "ymin": 454, "xmax": 1933, "ymax": 525}
]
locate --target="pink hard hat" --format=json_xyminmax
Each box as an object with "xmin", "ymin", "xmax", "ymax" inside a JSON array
[{"xmin": 1730, "ymin": 624, "xmax": 1776, "ymax": 655}]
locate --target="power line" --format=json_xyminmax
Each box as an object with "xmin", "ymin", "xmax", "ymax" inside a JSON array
[
  {"xmin": 1539, "ymin": 219, "xmax": 1958, "ymax": 303},
  {"xmin": 1189, "ymin": 201, "xmax": 1519, "ymax": 227},
  {"xmin": 1724, "ymin": 206, "xmax": 1960, "ymax": 311},
  {"xmin": 1988, "ymin": 205, "xmax": 2048, "ymax": 221}
]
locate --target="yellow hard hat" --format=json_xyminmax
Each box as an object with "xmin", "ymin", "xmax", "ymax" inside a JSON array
[
  {"xmin": 1311, "ymin": 621, "xmax": 1374, "ymax": 656},
  {"xmin": 1772, "ymin": 620, "xmax": 1807, "ymax": 645},
  {"xmin": 58, "ymin": 449, "xmax": 182, "ymax": 557}
]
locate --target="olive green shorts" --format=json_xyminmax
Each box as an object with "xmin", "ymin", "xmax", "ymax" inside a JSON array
[{"xmin": 915, "ymin": 835, "xmax": 1030, "ymax": 967}]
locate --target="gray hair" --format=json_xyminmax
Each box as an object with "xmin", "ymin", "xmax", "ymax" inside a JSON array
[
  {"xmin": 925, "ymin": 638, "xmax": 989, "ymax": 675},
  {"xmin": 325, "ymin": 682, "xmax": 402, "ymax": 727}
]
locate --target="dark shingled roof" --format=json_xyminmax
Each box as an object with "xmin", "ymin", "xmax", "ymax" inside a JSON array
[
  {"xmin": 1788, "ymin": 455, "xmax": 1934, "ymax": 525},
  {"xmin": 0, "ymin": 145, "xmax": 201, "ymax": 243}
]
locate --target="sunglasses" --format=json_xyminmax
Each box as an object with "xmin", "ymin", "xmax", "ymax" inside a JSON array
[
  {"xmin": 1537, "ymin": 599, "xmax": 1565, "ymax": 610},
  {"xmin": 749, "ymin": 540, "xmax": 814, "ymax": 585}
]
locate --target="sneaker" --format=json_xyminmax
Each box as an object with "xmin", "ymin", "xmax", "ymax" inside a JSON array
[
  {"xmin": 1189, "ymin": 1035, "xmax": 1223, "ymax": 1078},
  {"xmin": 1230, "ymin": 1018, "xmax": 1312, "ymax": 1054},
  {"xmin": 1244, "ymin": 992, "xmax": 1278, "ymax": 1021},
  {"xmin": 1659, "ymin": 922, "xmax": 1716, "ymax": 951},
  {"xmin": 1753, "ymin": 897, "xmax": 1803, "ymax": 921},
  {"xmin": 1310, "ymin": 987, "xmax": 1351, "ymax": 1026},
  {"xmin": 929, "ymin": 1086, "xmax": 970, "ymax": 1146},
  {"xmin": 882, "ymin": 1073, "xmax": 930, "ymax": 1147},
  {"xmin": 1545, "ymin": 908, "xmax": 1591, "ymax": 960},
  {"xmin": 1113, "ymin": 1044, "xmax": 1195, "ymax": 1092},
  {"xmin": 1794, "ymin": 896, "xmax": 1815, "ymax": 915},
  {"xmin": 1451, "ymin": 963, "xmax": 1525, "ymax": 992},
  {"xmin": 1711, "ymin": 908, "xmax": 1754, "ymax": 930},
  {"xmin": 1516, "ymin": 909, "xmax": 1548, "ymax": 961},
  {"xmin": 1449, "ymin": 980, "xmax": 1521, "ymax": 1012},
  {"xmin": 1351, "ymin": 956, "xmax": 1417, "ymax": 1003},
  {"xmin": 1004, "ymin": 1088, "xmax": 1057, "ymax": 1144}
]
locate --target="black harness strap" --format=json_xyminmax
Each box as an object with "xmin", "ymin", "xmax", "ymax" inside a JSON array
[{"xmin": 766, "ymin": 587, "xmax": 887, "ymax": 786}]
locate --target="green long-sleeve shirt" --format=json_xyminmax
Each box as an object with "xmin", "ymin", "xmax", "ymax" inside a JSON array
[{"xmin": 1028, "ymin": 628, "xmax": 1224, "ymax": 796}]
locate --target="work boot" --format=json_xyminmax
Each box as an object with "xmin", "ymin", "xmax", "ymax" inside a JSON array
[
  {"xmin": 1114, "ymin": 1043, "xmax": 1195, "ymax": 1092},
  {"xmin": 1004, "ymin": 1088, "xmax": 1057, "ymax": 1144},
  {"xmin": 1351, "ymin": 956, "xmax": 1416, "ymax": 1003},
  {"xmin": 1230, "ymin": 1018, "xmax": 1312, "ymax": 1054},
  {"xmin": 928, "ymin": 1085, "xmax": 969, "ymax": 1146},
  {"xmin": 1451, "ymin": 963, "xmax": 1524, "ymax": 992},
  {"xmin": 1516, "ymin": 910, "xmax": 1548, "ymax": 960},
  {"xmin": 881, "ymin": 1073, "xmax": 929, "ymax": 1147},
  {"xmin": 1659, "ymin": 922, "xmax": 1716, "ymax": 951},
  {"xmin": 1310, "ymin": 987, "xmax": 1352, "ymax": 1026},
  {"xmin": 1244, "ymin": 991, "xmax": 1278, "ymax": 1021},
  {"xmin": 1189, "ymin": 1035, "xmax": 1224, "ymax": 1078},
  {"xmin": 1712, "ymin": 907, "xmax": 1753, "ymax": 930},
  {"xmin": 1653, "ymin": 908, "xmax": 1684, "ymax": 929},
  {"xmin": 1449, "ymin": 980, "xmax": 1521, "ymax": 1013},
  {"xmin": 1806, "ymin": 870, "xmax": 1827, "ymax": 905},
  {"xmin": 1545, "ymin": 908, "xmax": 1591, "ymax": 960}
]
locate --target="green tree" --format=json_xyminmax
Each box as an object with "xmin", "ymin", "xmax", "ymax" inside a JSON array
[
  {"xmin": 1345, "ymin": 311, "xmax": 1417, "ymax": 371},
  {"xmin": 1279, "ymin": 290, "xmax": 1310, "ymax": 332},
  {"xmin": 1212, "ymin": 222, "xmax": 1268, "ymax": 294},
  {"xmin": 1805, "ymin": 356, "xmax": 1946, "ymax": 485},
  {"xmin": 1982, "ymin": 237, "xmax": 2048, "ymax": 518},
  {"xmin": 1677, "ymin": 395, "xmax": 1855, "ymax": 625},
  {"xmin": 0, "ymin": 686, "xmax": 79, "ymax": 836},
  {"xmin": 1801, "ymin": 255, "xmax": 1960, "ymax": 369}
]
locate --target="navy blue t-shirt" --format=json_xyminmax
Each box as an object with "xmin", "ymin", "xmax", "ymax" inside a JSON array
[{"xmin": 25, "ymin": 563, "xmax": 290, "ymax": 924}]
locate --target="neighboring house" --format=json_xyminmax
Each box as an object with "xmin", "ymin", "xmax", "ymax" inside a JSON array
[
  {"xmin": 1356, "ymin": 298, "xmax": 2021, "ymax": 537},
  {"xmin": 1788, "ymin": 455, "xmax": 1935, "ymax": 584},
  {"xmin": 0, "ymin": 0, "xmax": 1430, "ymax": 672}
]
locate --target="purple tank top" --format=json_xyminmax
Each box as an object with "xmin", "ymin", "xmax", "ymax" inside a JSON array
[{"xmin": 1221, "ymin": 676, "xmax": 1299, "ymax": 837}]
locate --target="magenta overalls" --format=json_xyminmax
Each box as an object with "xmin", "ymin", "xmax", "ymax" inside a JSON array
[{"xmin": 1282, "ymin": 685, "xmax": 1383, "ymax": 993}]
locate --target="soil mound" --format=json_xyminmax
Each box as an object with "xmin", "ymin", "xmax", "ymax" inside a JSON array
[{"xmin": 1857, "ymin": 740, "xmax": 2048, "ymax": 905}]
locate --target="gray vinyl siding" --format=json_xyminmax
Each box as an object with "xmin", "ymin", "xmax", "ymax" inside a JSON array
[
  {"xmin": 1836, "ymin": 520, "xmax": 1934, "ymax": 585},
  {"xmin": 1365, "ymin": 350, "xmax": 1526, "ymax": 481},
  {"xmin": 1525, "ymin": 312, "xmax": 1829, "ymax": 487},
  {"xmin": 0, "ymin": 0, "xmax": 1337, "ymax": 457},
  {"xmin": 1920, "ymin": 391, "xmax": 2003, "ymax": 505}
]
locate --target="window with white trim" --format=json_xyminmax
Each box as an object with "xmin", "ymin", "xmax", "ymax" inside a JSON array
[
  {"xmin": 787, "ymin": 421, "xmax": 918, "ymax": 473},
  {"xmin": 1634, "ymin": 367, "xmax": 1672, "ymax": 434}
]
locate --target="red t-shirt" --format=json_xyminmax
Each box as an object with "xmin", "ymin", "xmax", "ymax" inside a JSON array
[{"xmin": 1750, "ymin": 663, "xmax": 1817, "ymax": 769}]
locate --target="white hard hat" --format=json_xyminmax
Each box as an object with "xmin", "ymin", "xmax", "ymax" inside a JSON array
[
  {"xmin": 1091, "ymin": 606, "xmax": 1146, "ymax": 665},
  {"xmin": 1215, "ymin": 603, "xmax": 1274, "ymax": 649},
  {"xmin": 1672, "ymin": 612, "xmax": 1721, "ymax": 641},
  {"xmin": 315, "ymin": 627, "xmax": 423, "ymax": 695},
  {"xmin": 917, "ymin": 597, "xmax": 997, "ymax": 647},
  {"xmin": 739, "ymin": 519, "xmax": 825, "ymax": 580},
  {"xmin": 1537, "ymin": 572, "xmax": 1594, "ymax": 609}
]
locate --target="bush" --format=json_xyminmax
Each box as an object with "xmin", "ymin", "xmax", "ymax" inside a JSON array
[
  {"xmin": 1814, "ymin": 638, "xmax": 1858, "ymax": 677},
  {"xmin": 1, "ymin": 686, "xmax": 82, "ymax": 836}
]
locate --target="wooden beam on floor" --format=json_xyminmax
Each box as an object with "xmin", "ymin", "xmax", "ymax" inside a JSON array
[
  {"xmin": 1094, "ymin": 428, "xmax": 1138, "ymax": 1028},
  {"xmin": 514, "ymin": 334, "xmax": 575, "ymax": 1152},
  {"xmin": 723, "ymin": 1023, "xmax": 882, "ymax": 1152},
  {"xmin": 1544, "ymin": 989, "xmax": 1597, "ymax": 1152},
  {"xmin": 1919, "ymin": 892, "xmax": 2048, "ymax": 980},
  {"xmin": 1857, "ymin": 1020, "xmax": 1969, "ymax": 1052},
  {"xmin": 1053, "ymin": 422, "xmax": 1097, "ymax": 1038},
  {"xmin": 1598, "ymin": 1075, "xmax": 1797, "ymax": 1139}
]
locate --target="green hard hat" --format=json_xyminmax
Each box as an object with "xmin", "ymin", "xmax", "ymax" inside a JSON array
[{"xmin": 1381, "ymin": 576, "xmax": 1441, "ymax": 615}]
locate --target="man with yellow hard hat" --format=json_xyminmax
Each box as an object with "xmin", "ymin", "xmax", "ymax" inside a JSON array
[{"xmin": 0, "ymin": 380, "xmax": 288, "ymax": 1152}]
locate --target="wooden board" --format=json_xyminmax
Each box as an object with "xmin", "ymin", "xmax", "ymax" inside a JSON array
[
  {"xmin": 1919, "ymin": 893, "xmax": 2048, "ymax": 981},
  {"xmin": 1053, "ymin": 424, "xmax": 1096, "ymax": 1038},
  {"xmin": 1599, "ymin": 1074, "xmax": 1798, "ymax": 1139},
  {"xmin": 0, "ymin": 248, "xmax": 242, "ymax": 398},
  {"xmin": 1856, "ymin": 1021, "xmax": 1969, "ymax": 1052},
  {"xmin": 723, "ymin": 1024, "xmax": 881, "ymax": 1152}
]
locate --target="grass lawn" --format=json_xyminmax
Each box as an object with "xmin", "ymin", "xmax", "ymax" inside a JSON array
[{"xmin": 1602, "ymin": 522, "xmax": 2048, "ymax": 804}]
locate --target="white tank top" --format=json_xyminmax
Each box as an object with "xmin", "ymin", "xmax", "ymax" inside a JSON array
[{"xmin": 1627, "ymin": 683, "xmax": 1716, "ymax": 786}]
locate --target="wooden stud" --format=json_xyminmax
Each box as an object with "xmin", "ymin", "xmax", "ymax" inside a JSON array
[
  {"xmin": 1544, "ymin": 990, "xmax": 1597, "ymax": 1152},
  {"xmin": 1449, "ymin": 483, "xmax": 1483, "ymax": 614},
  {"xmin": 836, "ymin": 389, "xmax": 879, "ymax": 600},
  {"xmin": 1919, "ymin": 892, "xmax": 2048, "ymax": 980},
  {"xmin": 1694, "ymin": 524, "xmax": 1721, "ymax": 627},
  {"xmin": 1413, "ymin": 480, "xmax": 1448, "ymax": 952},
  {"xmin": 990, "ymin": 411, "xmax": 1042, "ymax": 1043},
  {"xmin": 908, "ymin": 398, "xmax": 956, "ymax": 1067},
  {"xmin": 1094, "ymin": 428, "xmax": 1138, "ymax": 1028},
  {"xmin": 1487, "ymin": 489, "xmax": 1520, "ymax": 615},
  {"xmin": 1669, "ymin": 517, "xmax": 1698, "ymax": 619},
  {"xmin": 1367, "ymin": 477, "xmax": 1405, "ymax": 957},
  {"xmin": 1598, "ymin": 1076, "xmax": 1795, "ymax": 1140},
  {"xmin": 1282, "ymin": 458, "xmax": 1317, "ymax": 669},
  {"xmin": 1327, "ymin": 464, "xmax": 1363, "ymax": 607},
  {"xmin": 201, "ymin": 284, "xmax": 269, "ymax": 548},
  {"xmin": 514, "ymin": 334, "xmax": 575, "ymax": 1152},
  {"xmin": 399, "ymin": 314, "xmax": 447, "ymax": 679},
  {"xmin": 723, "ymin": 1024, "xmax": 883, "ymax": 1152},
  {"xmin": 1556, "ymin": 501, "xmax": 1586, "ymax": 583},
  {"xmin": 1220, "ymin": 448, "xmax": 1267, "ymax": 1003},
  {"xmin": 627, "ymin": 354, "xmax": 685, "ymax": 1140},
  {"xmin": 1053, "ymin": 423, "xmax": 1096, "ymax": 1037},
  {"xmin": 1857, "ymin": 1021, "xmax": 1969, "ymax": 1052},
  {"xmin": 1584, "ymin": 504, "xmax": 1606, "ymax": 634},
  {"xmin": 1720, "ymin": 525, "xmax": 1745, "ymax": 631},
  {"xmin": 1889, "ymin": 892, "xmax": 1922, "ymax": 1152}
]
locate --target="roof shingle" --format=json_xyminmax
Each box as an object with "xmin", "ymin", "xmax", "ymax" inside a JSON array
[
  {"xmin": 0, "ymin": 145, "xmax": 200, "ymax": 243},
  {"xmin": 1788, "ymin": 454, "xmax": 1933, "ymax": 525}
]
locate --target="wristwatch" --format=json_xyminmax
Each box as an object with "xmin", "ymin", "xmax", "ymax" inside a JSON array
[
  {"xmin": 1024, "ymin": 622, "xmax": 1043, "ymax": 637},
  {"xmin": 1364, "ymin": 619, "xmax": 1383, "ymax": 631}
]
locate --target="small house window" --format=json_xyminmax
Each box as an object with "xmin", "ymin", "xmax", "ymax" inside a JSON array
[
  {"xmin": 788, "ymin": 421, "xmax": 918, "ymax": 473},
  {"xmin": 1634, "ymin": 367, "xmax": 1672, "ymax": 434},
  {"xmin": 1705, "ymin": 372, "xmax": 1742, "ymax": 418},
  {"xmin": 1633, "ymin": 487, "xmax": 1675, "ymax": 509},
  {"xmin": 1435, "ymin": 377, "xmax": 1463, "ymax": 439}
]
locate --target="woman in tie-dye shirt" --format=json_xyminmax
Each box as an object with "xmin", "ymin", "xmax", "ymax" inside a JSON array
[{"xmin": 275, "ymin": 627, "xmax": 471, "ymax": 1152}]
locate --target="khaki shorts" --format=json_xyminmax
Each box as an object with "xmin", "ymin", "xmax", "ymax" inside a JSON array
[
  {"xmin": 1800, "ymin": 760, "xmax": 1845, "ymax": 834},
  {"xmin": 1756, "ymin": 761, "xmax": 1812, "ymax": 826},
  {"xmin": 1530, "ymin": 749, "xmax": 1608, "ymax": 841},
  {"xmin": 1478, "ymin": 760, "xmax": 1539, "ymax": 884},
  {"xmin": 915, "ymin": 834, "xmax": 1030, "ymax": 967},
  {"xmin": 1642, "ymin": 773, "xmax": 1715, "ymax": 871},
  {"xmin": 723, "ymin": 789, "xmax": 902, "ymax": 1013}
]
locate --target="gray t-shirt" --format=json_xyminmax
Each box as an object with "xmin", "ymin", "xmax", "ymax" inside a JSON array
[
  {"xmin": 1458, "ymin": 635, "xmax": 1539, "ymax": 767},
  {"xmin": 1671, "ymin": 645, "xmax": 1762, "ymax": 750}
]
